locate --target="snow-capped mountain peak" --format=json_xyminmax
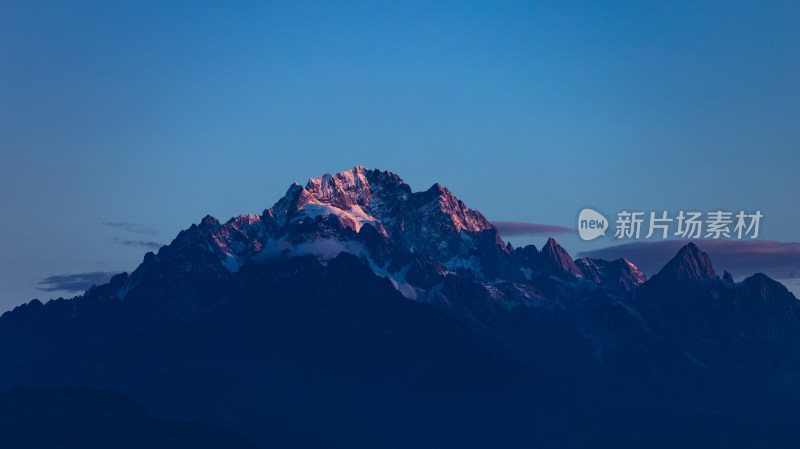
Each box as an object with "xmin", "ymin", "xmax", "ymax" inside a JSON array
[
  {"xmin": 304, "ymin": 165, "xmax": 372, "ymax": 210},
  {"xmin": 124, "ymin": 167, "xmax": 649, "ymax": 304}
]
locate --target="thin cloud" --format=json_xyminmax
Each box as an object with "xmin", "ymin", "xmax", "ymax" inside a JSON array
[
  {"xmin": 37, "ymin": 272, "xmax": 119, "ymax": 293},
  {"xmin": 578, "ymin": 240, "xmax": 800, "ymax": 281},
  {"xmin": 113, "ymin": 238, "xmax": 162, "ymax": 250},
  {"xmin": 102, "ymin": 222, "xmax": 158, "ymax": 236},
  {"xmin": 492, "ymin": 221, "xmax": 576, "ymax": 237}
]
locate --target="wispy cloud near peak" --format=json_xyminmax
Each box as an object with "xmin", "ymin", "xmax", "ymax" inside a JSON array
[
  {"xmin": 492, "ymin": 221, "xmax": 576, "ymax": 237},
  {"xmin": 102, "ymin": 222, "xmax": 158, "ymax": 236},
  {"xmin": 36, "ymin": 272, "xmax": 120, "ymax": 293},
  {"xmin": 112, "ymin": 238, "xmax": 162, "ymax": 250}
]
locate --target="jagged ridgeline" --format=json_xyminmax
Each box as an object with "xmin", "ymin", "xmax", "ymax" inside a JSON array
[{"xmin": 2, "ymin": 167, "xmax": 799, "ymax": 449}]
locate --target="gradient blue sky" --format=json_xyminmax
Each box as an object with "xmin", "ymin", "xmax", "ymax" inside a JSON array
[{"xmin": 1, "ymin": 1, "xmax": 799, "ymax": 311}]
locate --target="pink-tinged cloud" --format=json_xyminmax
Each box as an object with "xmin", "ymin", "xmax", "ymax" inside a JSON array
[
  {"xmin": 578, "ymin": 240, "xmax": 800, "ymax": 283},
  {"xmin": 492, "ymin": 221, "xmax": 576, "ymax": 237}
]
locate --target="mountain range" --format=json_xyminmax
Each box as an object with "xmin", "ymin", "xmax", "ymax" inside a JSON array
[{"xmin": 2, "ymin": 166, "xmax": 799, "ymax": 448}]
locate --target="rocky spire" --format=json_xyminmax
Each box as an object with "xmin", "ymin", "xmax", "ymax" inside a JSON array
[{"xmin": 654, "ymin": 242, "xmax": 717, "ymax": 282}]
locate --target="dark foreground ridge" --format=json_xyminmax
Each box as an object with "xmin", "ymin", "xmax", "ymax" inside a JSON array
[
  {"xmin": 1, "ymin": 167, "xmax": 799, "ymax": 448},
  {"xmin": 0, "ymin": 387, "xmax": 258, "ymax": 449}
]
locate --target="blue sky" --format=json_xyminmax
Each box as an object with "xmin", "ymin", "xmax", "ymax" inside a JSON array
[{"xmin": 1, "ymin": 1, "xmax": 799, "ymax": 311}]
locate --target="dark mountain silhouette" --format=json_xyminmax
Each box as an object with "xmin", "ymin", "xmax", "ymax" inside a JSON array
[
  {"xmin": 541, "ymin": 237, "xmax": 584, "ymax": 277},
  {"xmin": 0, "ymin": 386, "xmax": 258, "ymax": 449},
  {"xmin": 1, "ymin": 167, "xmax": 799, "ymax": 448},
  {"xmin": 651, "ymin": 241, "xmax": 718, "ymax": 282}
]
